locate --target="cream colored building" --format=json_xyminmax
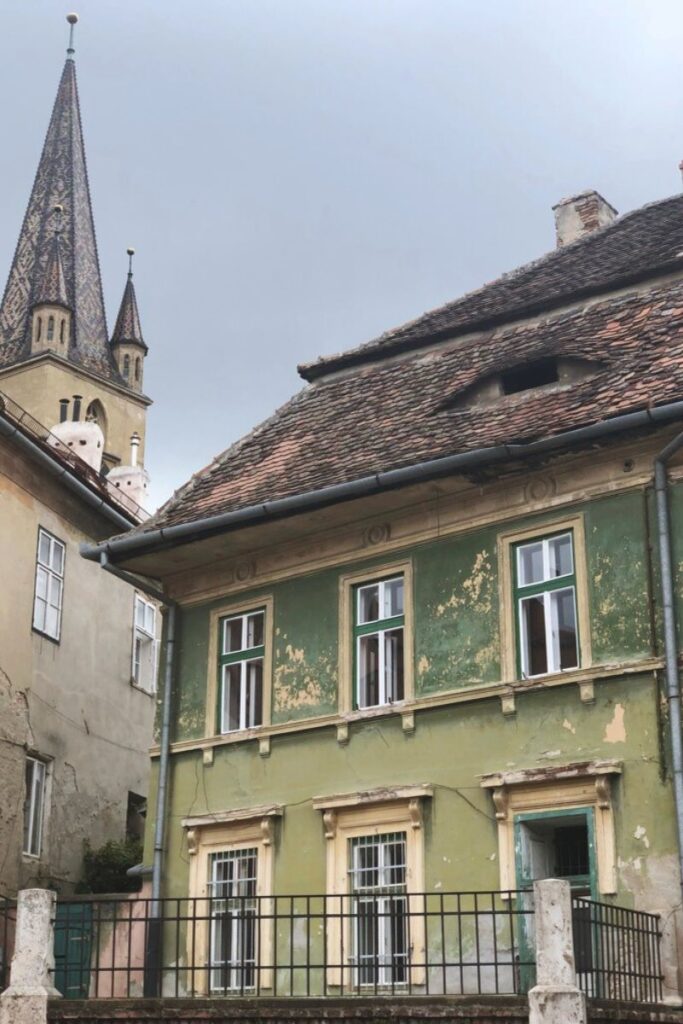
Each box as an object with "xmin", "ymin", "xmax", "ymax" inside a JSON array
[{"xmin": 0, "ymin": 20, "xmax": 157, "ymax": 895}]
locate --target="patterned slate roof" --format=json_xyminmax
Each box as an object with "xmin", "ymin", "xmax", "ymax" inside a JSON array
[
  {"xmin": 299, "ymin": 193, "xmax": 683, "ymax": 381},
  {"xmin": 0, "ymin": 57, "xmax": 122, "ymax": 383},
  {"xmin": 111, "ymin": 274, "xmax": 147, "ymax": 353},
  {"xmin": 144, "ymin": 268, "xmax": 683, "ymax": 532},
  {"xmin": 34, "ymin": 231, "xmax": 69, "ymax": 308}
]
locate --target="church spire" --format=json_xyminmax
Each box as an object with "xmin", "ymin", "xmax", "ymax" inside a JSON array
[
  {"xmin": 110, "ymin": 248, "xmax": 148, "ymax": 392},
  {"xmin": 0, "ymin": 14, "xmax": 118, "ymax": 383}
]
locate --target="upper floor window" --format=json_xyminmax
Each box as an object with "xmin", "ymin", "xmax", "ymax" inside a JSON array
[
  {"xmin": 219, "ymin": 609, "xmax": 265, "ymax": 733},
  {"xmin": 133, "ymin": 595, "xmax": 157, "ymax": 692},
  {"xmin": 513, "ymin": 531, "xmax": 578, "ymax": 678},
  {"xmin": 33, "ymin": 528, "xmax": 65, "ymax": 641},
  {"xmin": 23, "ymin": 755, "xmax": 48, "ymax": 858},
  {"xmin": 354, "ymin": 575, "xmax": 404, "ymax": 709}
]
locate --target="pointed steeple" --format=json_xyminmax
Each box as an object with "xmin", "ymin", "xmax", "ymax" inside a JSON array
[
  {"xmin": 110, "ymin": 249, "xmax": 148, "ymax": 392},
  {"xmin": 0, "ymin": 15, "xmax": 119, "ymax": 383}
]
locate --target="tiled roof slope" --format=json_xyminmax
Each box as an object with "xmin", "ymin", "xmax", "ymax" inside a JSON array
[
  {"xmin": 145, "ymin": 276, "xmax": 683, "ymax": 531},
  {"xmin": 299, "ymin": 194, "xmax": 683, "ymax": 381}
]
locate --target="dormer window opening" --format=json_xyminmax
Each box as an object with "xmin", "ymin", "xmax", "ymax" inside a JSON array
[
  {"xmin": 47, "ymin": 315, "xmax": 55, "ymax": 342},
  {"xmin": 501, "ymin": 358, "xmax": 559, "ymax": 396}
]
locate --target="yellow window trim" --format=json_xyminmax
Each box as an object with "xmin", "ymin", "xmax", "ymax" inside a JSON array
[
  {"xmin": 337, "ymin": 559, "xmax": 414, "ymax": 715},
  {"xmin": 186, "ymin": 809, "xmax": 280, "ymax": 994},
  {"xmin": 316, "ymin": 790, "xmax": 429, "ymax": 988},
  {"xmin": 497, "ymin": 514, "xmax": 592, "ymax": 684},
  {"xmin": 481, "ymin": 761, "xmax": 622, "ymax": 895},
  {"xmin": 205, "ymin": 594, "xmax": 274, "ymax": 737}
]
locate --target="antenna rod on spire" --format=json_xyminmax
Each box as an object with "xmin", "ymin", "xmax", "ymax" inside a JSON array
[
  {"xmin": 127, "ymin": 247, "xmax": 135, "ymax": 277},
  {"xmin": 66, "ymin": 13, "xmax": 78, "ymax": 59}
]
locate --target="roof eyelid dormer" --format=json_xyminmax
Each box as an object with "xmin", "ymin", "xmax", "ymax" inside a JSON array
[{"xmin": 440, "ymin": 355, "xmax": 606, "ymax": 413}]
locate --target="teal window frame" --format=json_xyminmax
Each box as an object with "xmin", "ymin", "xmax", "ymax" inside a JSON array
[
  {"xmin": 513, "ymin": 806, "xmax": 597, "ymax": 896},
  {"xmin": 353, "ymin": 575, "xmax": 405, "ymax": 710},
  {"xmin": 217, "ymin": 608, "xmax": 265, "ymax": 734},
  {"xmin": 512, "ymin": 530, "xmax": 580, "ymax": 679}
]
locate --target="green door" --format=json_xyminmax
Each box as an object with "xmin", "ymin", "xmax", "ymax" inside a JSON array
[
  {"xmin": 513, "ymin": 807, "xmax": 597, "ymax": 993},
  {"xmin": 54, "ymin": 903, "xmax": 92, "ymax": 998}
]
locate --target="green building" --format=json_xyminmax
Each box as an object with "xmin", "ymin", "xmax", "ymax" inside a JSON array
[{"xmin": 86, "ymin": 187, "xmax": 683, "ymax": 1000}]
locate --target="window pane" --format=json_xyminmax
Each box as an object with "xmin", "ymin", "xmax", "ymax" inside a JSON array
[
  {"xmin": 518, "ymin": 542, "xmax": 544, "ymax": 586},
  {"xmin": 245, "ymin": 659, "xmax": 263, "ymax": 728},
  {"xmin": 33, "ymin": 596, "xmax": 47, "ymax": 632},
  {"xmin": 38, "ymin": 531, "xmax": 51, "ymax": 566},
  {"xmin": 49, "ymin": 575, "xmax": 62, "ymax": 610},
  {"xmin": 358, "ymin": 585, "xmax": 380, "ymax": 624},
  {"xmin": 358, "ymin": 633, "xmax": 380, "ymax": 707},
  {"xmin": 553, "ymin": 587, "xmax": 578, "ymax": 670},
  {"xmin": 383, "ymin": 578, "xmax": 404, "ymax": 618},
  {"xmin": 51, "ymin": 540, "xmax": 65, "ymax": 575},
  {"xmin": 223, "ymin": 617, "xmax": 244, "ymax": 654},
  {"xmin": 384, "ymin": 628, "xmax": 404, "ymax": 702},
  {"xmin": 45, "ymin": 604, "xmax": 59, "ymax": 639},
  {"xmin": 246, "ymin": 612, "xmax": 263, "ymax": 649},
  {"xmin": 135, "ymin": 597, "xmax": 145, "ymax": 628},
  {"xmin": 521, "ymin": 595, "xmax": 548, "ymax": 676},
  {"xmin": 549, "ymin": 534, "xmax": 573, "ymax": 578},
  {"xmin": 222, "ymin": 664, "xmax": 242, "ymax": 732},
  {"xmin": 144, "ymin": 603, "xmax": 155, "ymax": 634},
  {"xmin": 35, "ymin": 566, "xmax": 48, "ymax": 601}
]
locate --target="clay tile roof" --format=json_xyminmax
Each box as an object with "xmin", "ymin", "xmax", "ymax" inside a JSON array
[
  {"xmin": 299, "ymin": 193, "xmax": 683, "ymax": 381},
  {"xmin": 143, "ymin": 269, "xmax": 683, "ymax": 533}
]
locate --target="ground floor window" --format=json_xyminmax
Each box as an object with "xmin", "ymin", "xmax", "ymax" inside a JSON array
[
  {"xmin": 208, "ymin": 847, "xmax": 258, "ymax": 992},
  {"xmin": 349, "ymin": 831, "xmax": 408, "ymax": 987},
  {"xmin": 23, "ymin": 756, "xmax": 47, "ymax": 857}
]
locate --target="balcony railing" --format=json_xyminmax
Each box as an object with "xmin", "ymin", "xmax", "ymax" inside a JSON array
[{"xmin": 50, "ymin": 891, "xmax": 535, "ymax": 999}]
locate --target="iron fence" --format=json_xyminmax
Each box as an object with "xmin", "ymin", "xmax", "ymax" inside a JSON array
[
  {"xmin": 51, "ymin": 890, "xmax": 535, "ymax": 999},
  {"xmin": 572, "ymin": 895, "xmax": 663, "ymax": 1003},
  {"xmin": 0, "ymin": 897, "xmax": 16, "ymax": 992}
]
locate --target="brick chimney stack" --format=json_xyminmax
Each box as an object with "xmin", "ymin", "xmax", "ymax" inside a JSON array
[{"xmin": 552, "ymin": 190, "xmax": 618, "ymax": 248}]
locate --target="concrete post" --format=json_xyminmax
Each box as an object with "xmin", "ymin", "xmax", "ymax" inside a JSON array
[
  {"xmin": 528, "ymin": 879, "xmax": 587, "ymax": 1024},
  {"xmin": 0, "ymin": 889, "xmax": 60, "ymax": 1024}
]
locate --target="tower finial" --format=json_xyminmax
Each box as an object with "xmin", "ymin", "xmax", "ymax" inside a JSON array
[
  {"xmin": 66, "ymin": 13, "xmax": 78, "ymax": 59},
  {"xmin": 127, "ymin": 247, "xmax": 135, "ymax": 277}
]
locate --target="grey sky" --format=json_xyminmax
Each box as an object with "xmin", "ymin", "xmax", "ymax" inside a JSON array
[{"xmin": 2, "ymin": 1, "xmax": 683, "ymax": 509}]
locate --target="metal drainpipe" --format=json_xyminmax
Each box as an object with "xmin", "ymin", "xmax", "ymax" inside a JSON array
[{"xmin": 654, "ymin": 432, "xmax": 683, "ymax": 901}]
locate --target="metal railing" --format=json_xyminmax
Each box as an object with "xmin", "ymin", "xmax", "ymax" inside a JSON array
[
  {"xmin": 572, "ymin": 895, "xmax": 663, "ymax": 1003},
  {"xmin": 51, "ymin": 891, "xmax": 535, "ymax": 999},
  {"xmin": 0, "ymin": 897, "xmax": 16, "ymax": 992}
]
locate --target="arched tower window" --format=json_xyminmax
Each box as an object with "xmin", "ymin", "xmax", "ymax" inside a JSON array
[
  {"xmin": 85, "ymin": 400, "xmax": 107, "ymax": 445},
  {"xmin": 60, "ymin": 319, "xmax": 65, "ymax": 344},
  {"xmin": 47, "ymin": 315, "xmax": 55, "ymax": 341},
  {"xmin": 135, "ymin": 357, "xmax": 141, "ymax": 382},
  {"xmin": 123, "ymin": 354, "xmax": 130, "ymax": 378},
  {"xmin": 36, "ymin": 317, "xmax": 42, "ymax": 342}
]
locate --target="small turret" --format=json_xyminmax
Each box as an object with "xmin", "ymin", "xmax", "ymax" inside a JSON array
[
  {"xmin": 30, "ymin": 205, "xmax": 72, "ymax": 356},
  {"xmin": 106, "ymin": 433, "xmax": 150, "ymax": 510},
  {"xmin": 47, "ymin": 394, "xmax": 104, "ymax": 472},
  {"xmin": 110, "ymin": 248, "xmax": 148, "ymax": 392}
]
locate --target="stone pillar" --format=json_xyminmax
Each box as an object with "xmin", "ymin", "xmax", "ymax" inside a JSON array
[
  {"xmin": 528, "ymin": 879, "xmax": 587, "ymax": 1024},
  {"xmin": 0, "ymin": 889, "xmax": 60, "ymax": 1024}
]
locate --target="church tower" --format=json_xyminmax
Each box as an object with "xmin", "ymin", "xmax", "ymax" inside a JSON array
[{"xmin": 0, "ymin": 15, "xmax": 151, "ymax": 479}]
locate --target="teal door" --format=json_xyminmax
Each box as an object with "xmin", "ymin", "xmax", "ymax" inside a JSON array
[
  {"xmin": 54, "ymin": 904, "xmax": 92, "ymax": 998},
  {"xmin": 513, "ymin": 807, "xmax": 597, "ymax": 992}
]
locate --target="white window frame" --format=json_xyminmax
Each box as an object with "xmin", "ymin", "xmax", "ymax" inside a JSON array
[
  {"xmin": 219, "ymin": 610, "xmax": 265, "ymax": 734},
  {"xmin": 23, "ymin": 756, "xmax": 48, "ymax": 858},
  {"xmin": 349, "ymin": 831, "xmax": 409, "ymax": 988},
  {"xmin": 207, "ymin": 846, "xmax": 259, "ymax": 993},
  {"xmin": 354, "ymin": 576, "xmax": 405, "ymax": 710},
  {"xmin": 32, "ymin": 528, "xmax": 65, "ymax": 641},
  {"xmin": 132, "ymin": 595, "xmax": 158, "ymax": 693}
]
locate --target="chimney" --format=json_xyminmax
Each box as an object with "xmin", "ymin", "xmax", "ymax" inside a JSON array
[
  {"xmin": 59, "ymin": 398, "xmax": 69, "ymax": 423},
  {"xmin": 130, "ymin": 432, "xmax": 140, "ymax": 467},
  {"xmin": 72, "ymin": 394, "xmax": 82, "ymax": 421},
  {"xmin": 552, "ymin": 190, "xmax": 617, "ymax": 248}
]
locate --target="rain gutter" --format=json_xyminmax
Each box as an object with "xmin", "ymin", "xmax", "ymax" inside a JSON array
[
  {"xmin": 654, "ymin": 434, "xmax": 683, "ymax": 902},
  {"xmin": 81, "ymin": 400, "xmax": 683, "ymax": 565},
  {"xmin": 0, "ymin": 411, "xmax": 134, "ymax": 532}
]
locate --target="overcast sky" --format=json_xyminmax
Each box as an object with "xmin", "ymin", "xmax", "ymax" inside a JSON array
[{"xmin": 2, "ymin": 1, "xmax": 683, "ymax": 509}]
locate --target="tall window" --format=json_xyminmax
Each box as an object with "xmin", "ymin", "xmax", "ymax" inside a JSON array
[
  {"xmin": 47, "ymin": 315, "xmax": 55, "ymax": 341},
  {"xmin": 208, "ymin": 848, "xmax": 258, "ymax": 992},
  {"xmin": 135, "ymin": 357, "xmax": 141, "ymax": 382},
  {"xmin": 33, "ymin": 528, "xmax": 65, "ymax": 641},
  {"xmin": 350, "ymin": 832, "xmax": 408, "ymax": 987},
  {"xmin": 133, "ymin": 596, "xmax": 157, "ymax": 692},
  {"xmin": 514, "ymin": 531, "xmax": 579, "ymax": 678},
  {"xmin": 23, "ymin": 756, "xmax": 47, "ymax": 857},
  {"xmin": 219, "ymin": 609, "xmax": 265, "ymax": 733},
  {"xmin": 123, "ymin": 354, "xmax": 130, "ymax": 378},
  {"xmin": 354, "ymin": 576, "xmax": 404, "ymax": 708},
  {"xmin": 60, "ymin": 318, "xmax": 65, "ymax": 344}
]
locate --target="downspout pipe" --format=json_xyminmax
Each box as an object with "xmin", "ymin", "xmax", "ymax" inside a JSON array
[
  {"xmin": 654, "ymin": 434, "xmax": 683, "ymax": 902},
  {"xmin": 81, "ymin": 399, "xmax": 683, "ymax": 565}
]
